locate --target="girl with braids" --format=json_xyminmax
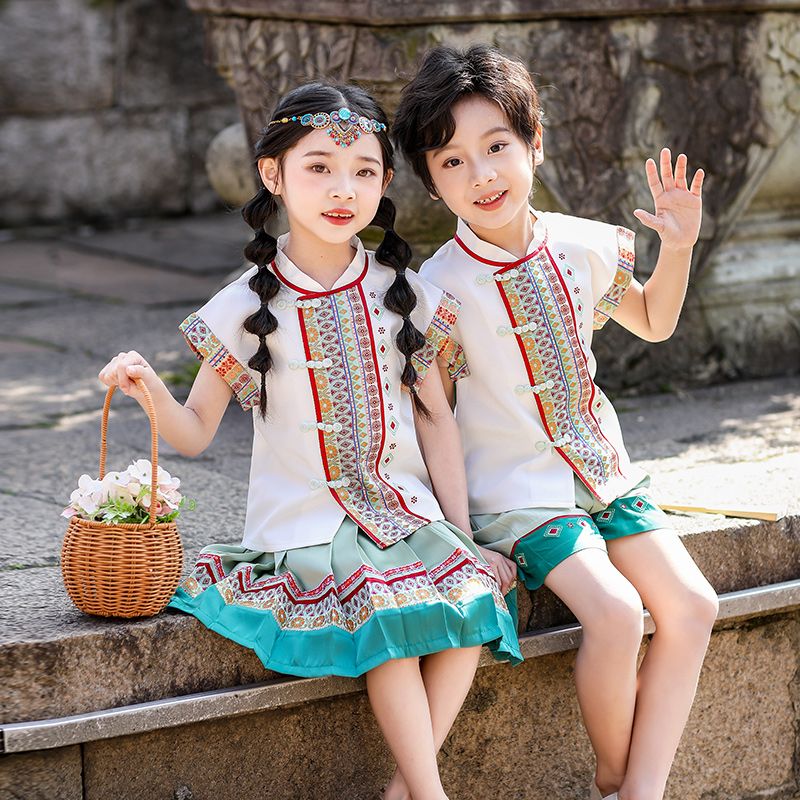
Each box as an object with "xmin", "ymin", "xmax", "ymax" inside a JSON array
[{"xmin": 97, "ymin": 81, "xmax": 521, "ymax": 800}]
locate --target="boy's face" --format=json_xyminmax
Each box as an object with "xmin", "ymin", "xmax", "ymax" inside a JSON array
[{"xmin": 424, "ymin": 95, "xmax": 542, "ymax": 234}]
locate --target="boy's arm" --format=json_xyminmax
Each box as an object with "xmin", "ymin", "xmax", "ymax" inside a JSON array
[
  {"xmin": 612, "ymin": 148, "xmax": 704, "ymax": 342},
  {"xmin": 99, "ymin": 354, "xmax": 232, "ymax": 457},
  {"xmin": 413, "ymin": 363, "xmax": 469, "ymax": 534}
]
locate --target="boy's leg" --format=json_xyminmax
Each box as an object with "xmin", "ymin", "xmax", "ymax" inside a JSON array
[
  {"xmin": 383, "ymin": 646, "xmax": 482, "ymax": 800},
  {"xmin": 544, "ymin": 548, "xmax": 645, "ymax": 796},
  {"xmin": 470, "ymin": 506, "xmax": 639, "ymax": 795},
  {"xmin": 606, "ymin": 530, "xmax": 718, "ymax": 800},
  {"xmin": 366, "ymin": 657, "xmax": 449, "ymax": 800}
]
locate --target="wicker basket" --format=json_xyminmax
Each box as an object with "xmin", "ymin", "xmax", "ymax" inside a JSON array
[{"xmin": 61, "ymin": 378, "xmax": 184, "ymax": 618}]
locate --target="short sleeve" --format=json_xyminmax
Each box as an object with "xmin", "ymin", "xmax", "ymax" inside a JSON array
[
  {"xmin": 410, "ymin": 290, "xmax": 470, "ymax": 387},
  {"xmin": 591, "ymin": 225, "xmax": 635, "ymax": 330},
  {"xmin": 179, "ymin": 270, "xmax": 261, "ymax": 411}
]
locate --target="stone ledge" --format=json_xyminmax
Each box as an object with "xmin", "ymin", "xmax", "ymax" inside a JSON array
[
  {"xmin": 2, "ymin": 515, "xmax": 798, "ymax": 727},
  {"xmin": 3, "ymin": 579, "xmax": 798, "ymax": 755},
  {"xmin": 4, "ymin": 610, "xmax": 799, "ymax": 800}
]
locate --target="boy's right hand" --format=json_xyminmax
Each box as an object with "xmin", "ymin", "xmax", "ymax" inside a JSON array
[{"xmin": 98, "ymin": 351, "xmax": 161, "ymax": 404}]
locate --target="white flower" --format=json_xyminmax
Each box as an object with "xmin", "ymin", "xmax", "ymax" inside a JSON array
[
  {"xmin": 101, "ymin": 470, "xmax": 123, "ymax": 489},
  {"xmin": 106, "ymin": 471, "xmax": 138, "ymax": 506},
  {"xmin": 69, "ymin": 474, "xmax": 107, "ymax": 516},
  {"xmin": 124, "ymin": 460, "xmax": 154, "ymax": 508},
  {"xmin": 126, "ymin": 460, "xmax": 183, "ymax": 510},
  {"xmin": 127, "ymin": 459, "xmax": 153, "ymax": 484},
  {"xmin": 64, "ymin": 460, "xmax": 190, "ymax": 524}
]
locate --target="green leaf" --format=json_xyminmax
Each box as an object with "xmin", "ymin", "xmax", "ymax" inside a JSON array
[{"xmin": 69, "ymin": 489, "xmax": 197, "ymax": 526}]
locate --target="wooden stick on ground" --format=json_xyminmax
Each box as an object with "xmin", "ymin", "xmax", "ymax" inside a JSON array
[{"xmin": 659, "ymin": 503, "xmax": 784, "ymax": 522}]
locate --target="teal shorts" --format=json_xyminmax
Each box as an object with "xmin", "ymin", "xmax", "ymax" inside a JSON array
[{"xmin": 471, "ymin": 475, "xmax": 671, "ymax": 591}]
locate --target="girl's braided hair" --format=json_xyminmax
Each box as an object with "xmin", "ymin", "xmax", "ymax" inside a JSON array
[{"xmin": 241, "ymin": 81, "xmax": 429, "ymax": 420}]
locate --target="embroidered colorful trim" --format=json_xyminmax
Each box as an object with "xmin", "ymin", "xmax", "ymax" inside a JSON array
[
  {"xmin": 297, "ymin": 283, "xmax": 429, "ymax": 548},
  {"xmin": 268, "ymin": 107, "xmax": 387, "ymax": 148},
  {"xmin": 442, "ymin": 339, "xmax": 470, "ymax": 382},
  {"xmin": 593, "ymin": 226, "xmax": 635, "ymax": 330},
  {"xmin": 411, "ymin": 291, "xmax": 470, "ymax": 385},
  {"xmin": 179, "ymin": 313, "xmax": 260, "ymax": 411},
  {"xmin": 178, "ymin": 546, "xmax": 506, "ymax": 635},
  {"xmin": 592, "ymin": 491, "xmax": 671, "ymax": 539},
  {"xmin": 493, "ymin": 250, "xmax": 625, "ymax": 503}
]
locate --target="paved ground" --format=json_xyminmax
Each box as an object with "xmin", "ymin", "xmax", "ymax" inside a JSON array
[
  {"xmin": 1, "ymin": 212, "xmax": 798, "ymax": 643},
  {"xmin": 2, "ymin": 213, "xmax": 799, "ymax": 800}
]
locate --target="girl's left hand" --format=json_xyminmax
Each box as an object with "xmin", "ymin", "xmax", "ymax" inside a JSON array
[
  {"xmin": 477, "ymin": 546, "xmax": 518, "ymax": 594},
  {"xmin": 633, "ymin": 148, "xmax": 704, "ymax": 250}
]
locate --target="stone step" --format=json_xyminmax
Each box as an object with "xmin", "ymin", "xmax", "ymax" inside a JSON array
[
  {"xmin": 3, "ymin": 579, "xmax": 799, "ymax": 756},
  {"xmin": 2, "ymin": 514, "xmax": 798, "ymax": 727}
]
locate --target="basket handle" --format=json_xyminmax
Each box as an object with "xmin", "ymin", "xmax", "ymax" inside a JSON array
[{"xmin": 98, "ymin": 378, "xmax": 160, "ymax": 526}]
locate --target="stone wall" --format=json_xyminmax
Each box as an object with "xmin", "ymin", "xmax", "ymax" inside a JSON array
[
  {"xmin": 2, "ymin": 1, "xmax": 798, "ymax": 388},
  {"xmin": 191, "ymin": 2, "xmax": 800, "ymax": 390},
  {"xmin": 3, "ymin": 611, "xmax": 799, "ymax": 800},
  {"xmin": 0, "ymin": 0, "xmax": 240, "ymax": 226}
]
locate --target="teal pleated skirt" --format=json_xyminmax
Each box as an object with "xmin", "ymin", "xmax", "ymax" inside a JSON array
[{"xmin": 167, "ymin": 517, "xmax": 522, "ymax": 677}]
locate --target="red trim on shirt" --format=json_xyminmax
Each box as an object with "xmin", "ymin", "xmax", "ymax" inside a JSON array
[
  {"xmin": 494, "ymin": 277, "xmax": 556, "ymax": 440},
  {"xmin": 297, "ymin": 302, "xmax": 354, "ymax": 524},
  {"xmin": 357, "ymin": 282, "xmax": 428, "ymax": 525},
  {"xmin": 454, "ymin": 230, "xmax": 547, "ymax": 268},
  {"xmin": 494, "ymin": 260, "xmax": 606, "ymax": 501},
  {"xmin": 272, "ymin": 253, "xmax": 369, "ymax": 297},
  {"xmin": 543, "ymin": 246, "xmax": 626, "ymax": 488},
  {"xmin": 295, "ymin": 280, "xmax": 427, "ymax": 543}
]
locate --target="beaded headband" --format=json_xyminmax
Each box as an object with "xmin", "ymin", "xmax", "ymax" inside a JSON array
[{"xmin": 268, "ymin": 107, "xmax": 387, "ymax": 148}]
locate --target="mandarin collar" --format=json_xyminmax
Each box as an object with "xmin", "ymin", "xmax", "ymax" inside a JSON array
[
  {"xmin": 273, "ymin": 233, "xmax": 367, "ymax": 294},
  {"xmin": 455, "ymin": 207, "xmax": 547, "ymax": 266}
]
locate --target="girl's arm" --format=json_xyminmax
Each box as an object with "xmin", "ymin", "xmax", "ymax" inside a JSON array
[
  {"xmin": 98, "ymin": 351, "xmax": 232, "ymax": 457},
  {"xmin": 612, "ymin": 148, "xmax": 705, "ymax": 342},
  {"xmin": 413, "ymin": 364, "xmax": 516, "ymax": 592},
  {"xmin": 438, "ymin": 361, "xmax": 456, "ymax": 410},
  {"xmin": 414, "ymin": 363, "xmax": 470, "ymax": 533}
]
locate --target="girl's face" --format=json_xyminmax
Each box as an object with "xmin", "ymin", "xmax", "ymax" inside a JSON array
[
  {"xmin": 259, "ymin": 127, "xmax": 390, "ymax": 247},
  {"xmin": 424, "ymin": 95, "xmax": 542, "ymax": 232}
]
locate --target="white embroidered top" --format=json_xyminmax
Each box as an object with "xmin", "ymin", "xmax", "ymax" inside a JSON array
[
  {"xmin": 180, "ymin": 235, "xmax": 462, "ymax": 552},
  {"xmin": 419, "ymin": 210, "xmax": 645, "ymax": 513}
]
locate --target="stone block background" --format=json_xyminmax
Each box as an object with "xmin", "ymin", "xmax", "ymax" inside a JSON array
[
  {"xmin": 0, "ymin": 0, "xmax": 240, "ymax": 226},
  {"xmin": 2, "ymin": 1, "xmax": 799, "ymax": 390}
]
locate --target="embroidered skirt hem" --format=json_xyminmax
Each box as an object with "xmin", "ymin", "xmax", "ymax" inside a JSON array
[{"xmin": 167, "ymin": 518, "xmax": 522, "ymax": 678}]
